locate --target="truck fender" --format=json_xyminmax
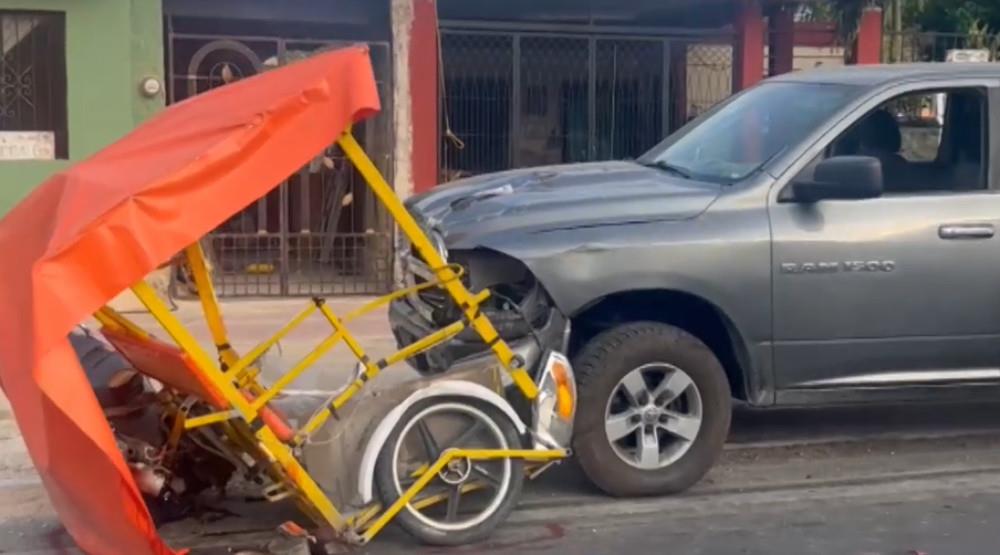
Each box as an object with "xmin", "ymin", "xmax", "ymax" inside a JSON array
[{"xmin": 356, "ymin": 380, "xmax": 528, "ymax": 504}]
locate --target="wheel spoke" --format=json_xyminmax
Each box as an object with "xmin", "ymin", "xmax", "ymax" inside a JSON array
[
  {"xmin": 472, "ymin": 464, "xmax": 502, "ymax": 488},
  {"xmin": 605, "ymin": 410, "xmax": 640, "ymax": 441},
  {"xmin": 619, "ymin": 371, "xmax": 650, "ymax": 406},
  {"xmin": 415, "ymin": 420, "xmax": 441, "ymax": 460},
  {"xmin": 653, "ymin": 370, "xmax": 693, "ymax": 406},
  {"xmin": 660, "ymin": 411, "xmax": 701, "ymax": 442},
  {"xmin": 638, "ymin": 429, "xmax": 660, "ymax": 467},
  {"xmin": 448, "ymin": 419, "xmax": 485, "ymax": 449},
  {"xmin": 445, "ymin": 485, "xmax": 461, "ymax": 521}
]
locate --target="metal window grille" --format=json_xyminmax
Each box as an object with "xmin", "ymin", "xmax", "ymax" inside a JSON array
[
  {"xmin": 440, "ymin": 28, "xmax": 732, "ymax": 180},
  {"xmin": 680, "ymin": 42, "xmax": 734, "ymax": 124},
  {"xmin": 0, "ymin": 11, "xmax": 68, "ymax": 158},
  {"xmin": 167, "ymin": 20, "xmax": 394, "ymax": 297},
  {"xmin": 440, "ymin": 32, "xmax": 513, "ymax": 179},
  {"xmin": 595, "ymin": 39, "xmax": 665, "ymax": 160}
]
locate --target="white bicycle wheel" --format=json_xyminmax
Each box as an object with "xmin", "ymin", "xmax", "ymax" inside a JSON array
[{"xmin": 373, "ymin": 397, "xmax": 525, "ymax": 545}]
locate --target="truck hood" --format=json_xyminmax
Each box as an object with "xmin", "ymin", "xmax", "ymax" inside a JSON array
[{"xmin": 406, "ymin": 161, "xmax": 722, "ymax": 248}]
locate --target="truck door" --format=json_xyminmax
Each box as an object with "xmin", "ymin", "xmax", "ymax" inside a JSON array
[{"xmin": 769, "ymin": 83, "xmax": 1000, "ymax": 396}]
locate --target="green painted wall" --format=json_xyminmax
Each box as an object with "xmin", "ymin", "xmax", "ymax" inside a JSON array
[{"xmin": 0, "ymin": 0, "xmax": 164, "ymax": 215}]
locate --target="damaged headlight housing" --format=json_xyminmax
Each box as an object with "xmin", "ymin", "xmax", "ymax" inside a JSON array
[
  {"xmin": 532, "ymin": 351, "xmax": 576, "ymax": 449},
  {"xmin": 429, "ymin": 229, "xmax": 448, "ymax": 262}
]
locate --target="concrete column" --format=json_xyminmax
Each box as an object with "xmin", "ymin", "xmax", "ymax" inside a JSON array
[
  {"xmin": 854, "ymin": 6, "xmax": 883, "ymax": 65},
  {"xmin": 391, "ymin": 0, "xmax": 440, "ymax": 199},
  {"xmin": 390, "ymin": 0, "xmax": 414, "ymax": 199},
  {"xmin": 409, "ymin": 0, "xmax": 440, "ymax": 194},
  {"xmin": 768, "ymin": 4, "xmax": 796, "ymax": 76},
  {"xmin": 732, "ymin": 0, "xmax": 765, "ymax": 91}
]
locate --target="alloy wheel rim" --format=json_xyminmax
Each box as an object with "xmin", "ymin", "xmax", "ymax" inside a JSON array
[{"xmin": 604, "ymin": 363, "xmax": 703, "ymax": 470}]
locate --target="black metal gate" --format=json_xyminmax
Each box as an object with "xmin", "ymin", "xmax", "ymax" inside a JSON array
[
  {"xmin": 167, "ymin": 19, "xmax": 394, "ymax": 297},
  {"xmin": 440, "ymin": 27, "xmax": 733, "ymax": 180}
]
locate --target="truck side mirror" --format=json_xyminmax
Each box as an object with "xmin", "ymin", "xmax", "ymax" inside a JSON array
[{"xmin": 790, "ymin": 156, "xmax": 883, "ymax": 203}]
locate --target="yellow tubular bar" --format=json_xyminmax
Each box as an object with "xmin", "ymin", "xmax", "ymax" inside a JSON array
[
  {"xmin": 214, "ymin": 262, "xmax": 472, "ymax": 431},
  {"xmin": 293, "ymin": 319, "xmax": 468, "ymax": 442},
  {"xmin": 411, "ymin": 482, "xmax": 486, "ymax": 511},
  {"xmin": 316, "ymin": 303, "xmax": 378, "ymax": 376},
  {"xmin": 184, "ymin": 410, "xmax": 236, "ymax": 430},
  {"xmin": 340, "ymin": 264, "xmax": 466, "ymax": 319},
  {"xmin": 350, "ymin": 504, "xmax": 383, "ymax": 531},
  {"xmin": 95, "ymin": 306, "xmax": 150, "ymax": 339},
  {"xmin": 293, "ymin": 381, "xmax": 360, "ymax": 444},
  {"xmin": 337, "ymin": 131, "xmax": 539, "ymax": 400},
  {"xmin": 93, "ymin": 308, "xmax": 125, "ymax": 333},
  {"xmin": 360, "ymin": 448, "xmax": 567, "ymax": 542},
  {"xmin": 243, "ymin": 271, "xmax": 462, "ymax": 406},
  {"xmin": 130, "ymin": 280, "xmax": 349, "ymax": 532},
  {"xmin": 350, "ymin": 482, "xmax": 485, "ymax": 534},
  {"xmin": 252, "ymin": 327, "xmax": 346, "ymax": 410},
  {"xmin": 379, "ymin": 320, "xmax": 465, "ymax": 369},
  {"xmin": 185, "ymin": 244, "xmax": 239, "ymax": 366},
  {"xmin": 223, "ymin": 303, "xmax": 319, "ymax": 381},
  {"xmin": 166, "ymin": 405, "xmax": 189, "ymax": 452}
]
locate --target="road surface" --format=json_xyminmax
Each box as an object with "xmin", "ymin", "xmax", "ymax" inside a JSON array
[{"xmin": 3, "ymin": 401, "xmax": 1000, "ymax": 555}]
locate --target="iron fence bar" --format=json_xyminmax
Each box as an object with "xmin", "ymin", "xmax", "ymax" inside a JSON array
[
  {"xmin": 440, "ymin": 19, "xmax": 737, "ymax": 39},
  {"xmin": 44, "ymin": 15, "xmax": 53, "ymax": 133},
  {"xmin": 511, "ymin": 33, "xmax": 522, "ymax": 168},
  {"xmin": 300, "ymin": 166, "xmax": 310, "ymax": 233},
  {"xmin": 166, "ymin": 16, "xmax": 176, "ymax": 104},
  {"xmin": 279, "ymin": 180, "xmax": 290, "ymax": 296},
  {"xmin": 169, "ymin": 29, "xmax": 392, "ymax": 47},
  {"xmin": 588, "ymin": 36, "xmax": 597, "ymax": 161},
  {"xmin": 277, "ymin": 38, "xmax": 291, "ymax": 296},
  {"xmin": 257, "ymin": 196, "xmax": 268, "ymax": 234},
  {"xmin": 662, "ymin": 39, "xmax": 671, "ymax": 137}
]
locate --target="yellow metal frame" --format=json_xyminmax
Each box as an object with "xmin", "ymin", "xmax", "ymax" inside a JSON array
[{"xmin": 96, "ymin": 130, "xmax": 567, "ymax": 544}]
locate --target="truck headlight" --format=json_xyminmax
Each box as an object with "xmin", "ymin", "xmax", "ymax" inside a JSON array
[{"xmin": 532, "ymin": 351, "xmax": 576, "ymax": 449}]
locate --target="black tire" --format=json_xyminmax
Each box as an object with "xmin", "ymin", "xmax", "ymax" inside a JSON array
[
  {"xmin": 572, "ymin": 322, "xmax": 731, "ymax": 497},
  {"xmin": 374, "ymin": 397, "xmax": 525, "ymax": 546}
]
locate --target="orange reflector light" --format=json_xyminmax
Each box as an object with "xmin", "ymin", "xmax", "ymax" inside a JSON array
[
  {"xmin": 551, "ymin": 359, "xmax": 574, "ymax": 421},
  {"xmin": 556, "ymin": 387, "xmax": 573, "ymax": 420}
]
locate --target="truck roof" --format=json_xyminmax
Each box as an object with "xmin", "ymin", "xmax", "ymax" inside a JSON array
[{"xmin": 770, "ymin": 63, "xmax": 1000, "ymax": 87}]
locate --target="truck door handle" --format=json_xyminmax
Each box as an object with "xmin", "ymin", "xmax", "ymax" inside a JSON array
[{"xmin": 939, "ymin": 224, "xmax": 995, "ymax": 239}]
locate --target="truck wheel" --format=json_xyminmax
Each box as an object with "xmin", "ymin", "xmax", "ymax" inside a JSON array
[
  {"xmin": 572, "ymin": 322, "xmax": 731, "ymax": 497},
  {"xmin": 374, "ymin": 397, "xmax": 525, "ymax": 545}
]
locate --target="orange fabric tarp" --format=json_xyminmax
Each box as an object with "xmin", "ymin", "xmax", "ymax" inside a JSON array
[{"xmin": 0, "ymin": 46, "xmax": 380, "ymax": 554}]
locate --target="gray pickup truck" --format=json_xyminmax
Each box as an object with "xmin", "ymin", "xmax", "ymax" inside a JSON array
[{"xmin": 390, "ymin": 63, "xmax": 1000, "ymax": 497}]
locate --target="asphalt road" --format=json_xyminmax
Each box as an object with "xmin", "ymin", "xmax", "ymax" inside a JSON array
[
  {"xmin": 4, "ymin": 401, "xmax": 1000, "ymax": 555},
  {"xmin": 372, "ymin": 472, "xmax": 1000, "ymax": 555}
]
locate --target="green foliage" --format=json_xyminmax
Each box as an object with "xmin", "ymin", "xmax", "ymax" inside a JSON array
[
  {"xmin": 804, "ymin": 0, "xmax": 1000, "ymax": 34},
  {"xmin": 907, "ymin": 0, "xmax": 1000, "ymax": 34}
]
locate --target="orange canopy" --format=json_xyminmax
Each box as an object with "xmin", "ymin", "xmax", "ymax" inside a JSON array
[{"xmin": 0, "ymin": 46, "xmax": 380, "ymax": 554}]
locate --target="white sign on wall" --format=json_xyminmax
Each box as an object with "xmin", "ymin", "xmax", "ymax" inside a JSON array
[
  {"xmin": 945, "ymin": 49, "xmax": 991, "ymax": 63},
  {"xmin": 0, "ymin": 131, "xmax": 56, "ymax": 161}
]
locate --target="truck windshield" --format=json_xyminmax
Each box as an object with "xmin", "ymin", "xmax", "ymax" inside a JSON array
[{"xmin": 639, "ymin": 82, "xmax": 860, "ymax": 183}]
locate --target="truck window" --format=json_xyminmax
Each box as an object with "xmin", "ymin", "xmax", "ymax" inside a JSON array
[
  {"xmin": 826, "ymin": 87, "xmax": 988, "ymax": 194},
  {"xmin": 639, "ymin": 82, "xmax": 860, "ymax": 184}
]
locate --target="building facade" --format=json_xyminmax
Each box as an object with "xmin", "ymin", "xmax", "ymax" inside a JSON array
[
  {"xmin": 0, "ymin": 0, "xmax": 883, "ymax": 297},
  {"xmin": 0, "ymin": 0, "xmax": 164, "ymax": 213}
]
